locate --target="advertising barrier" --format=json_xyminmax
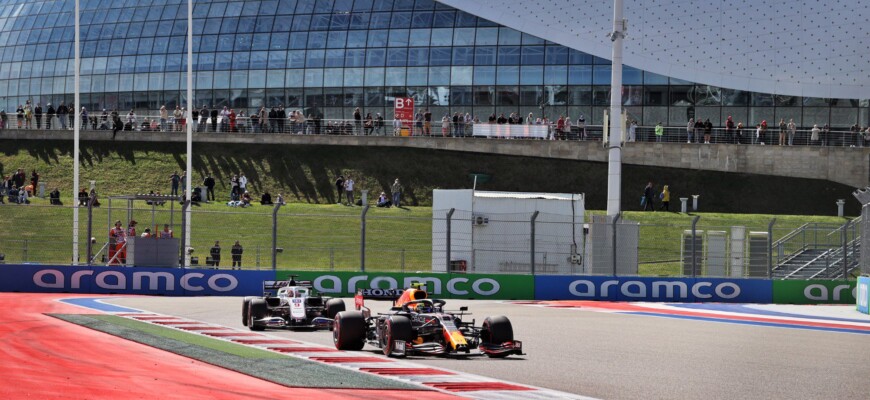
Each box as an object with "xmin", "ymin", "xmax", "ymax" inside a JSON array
[
  {"xmin": 772, "ymin": 280, "xmax": 857, "ymax": 305},
  {"xmin": 472, "ymin": 124, "xmax": 549, "ymax": 139},
  {"xmin": 278, "ymin": 271, "xmax": 533, "ymax": 300},
  {"xmin": 534, "ymin": 276, "xmax": 773, "ymax": 303},
  {"xmin": 858, "ymin": 277, "xmax": 870, "ymax": 314},
  {"xmin": 0, "ymin": 264, "xmax": 274, "ymax": 296}
]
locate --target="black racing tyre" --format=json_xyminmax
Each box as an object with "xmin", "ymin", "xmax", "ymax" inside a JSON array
[
  {"xmin": 324, "ymin": 298, "xmax": 346, "ymax": 320},
  {"xmin": 481, "ymin": 315, "xmax": 514, "ymax": 345},
  {"xmin": 333, "ymin": 311, "xmax": 366, "ymax": 350},
  {"xmin": 382, "ymin": 315, "xmax": 413, "ymax": 357},
  {"xmin": 242, "ymin": 296, "xmax": 255, "ymax": 326},
  {"xmin": 248, "ymin": 298, "xmax": 268, "ymax": 331}
]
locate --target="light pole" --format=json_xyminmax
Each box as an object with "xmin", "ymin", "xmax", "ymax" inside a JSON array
[
  {"xmin": 606, "ymin": 0, "xmax": 626, "ymax": 216},
  {"xmin": 72, "ymin": 0, "xmax": 81, "ymax": 264},
  {"xmin": 184, "ymin": 0, "xmax": 193, "ymax": 267}
]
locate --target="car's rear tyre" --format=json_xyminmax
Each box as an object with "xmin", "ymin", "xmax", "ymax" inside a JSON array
[
  {"xmin": 324, "ymin": 298, "xmax": 346, "ymax": 320},
  {"xmin": 481, "ymin": 315, "xmax": 513, "ymax": 358},
  {"xmin": 248, "ymin": 298, "xmax": 268, "ymax": 331},
  {"xmin": 382, "ymin": 315, "xmax": 413, "ymax": 357},
  {"xmin": 333, "ymin": 311, "xmax": 366, "ymax": 350},
  {"xmin": 242, "ymin": 296, "xmax": 255, "ymax": 326}
]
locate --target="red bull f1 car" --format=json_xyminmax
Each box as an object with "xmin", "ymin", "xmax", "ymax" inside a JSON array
[
  {"xmin": 243, "ymin": 276, "xmax": 345, "ymax": 331},
  {"xmin": 332, "ymin": 283, "xmax": 523, "ymax": 358}
]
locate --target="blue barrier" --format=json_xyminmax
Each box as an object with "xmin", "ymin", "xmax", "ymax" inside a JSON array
[
  {"xmin": 0, "ymin": 264, "xmax": 275, "ymax": 296},
  {"xmin": 534, "ymin": 276, "xmax": 773, "ymax": 303},
  {"xmin": 858, "ymin": 277, "xmax": 870, "ymax": 315}
]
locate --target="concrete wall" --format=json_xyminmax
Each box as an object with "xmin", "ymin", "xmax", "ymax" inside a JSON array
[{"xmin": 2, "ymin": 130, "xmax": 867, "ymax": 188}]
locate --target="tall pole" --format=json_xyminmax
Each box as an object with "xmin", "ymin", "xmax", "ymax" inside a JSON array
[
  {"xmin": 72, "ymin": 0, "xmax": 81, "ymax": 265},
  {"xmin": 606, "ymin": 0, "xmax": 625, "ymax": 216},
  {"xmin": 183, "ymin": 0, "xmax": 193, "ymax": 267}
]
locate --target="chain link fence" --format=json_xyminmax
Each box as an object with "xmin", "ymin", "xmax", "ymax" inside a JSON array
[{"xmin": 0, "ymin": 201, "xmax": 860, "ymax": 279}]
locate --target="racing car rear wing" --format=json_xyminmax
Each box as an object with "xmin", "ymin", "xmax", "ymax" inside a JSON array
[{"xmin": 262, "ymin": 280, "xmax": 313, "ymax": 296}]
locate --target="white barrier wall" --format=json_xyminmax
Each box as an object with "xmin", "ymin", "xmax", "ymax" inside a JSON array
[{"xmin": 472, "ymin": 124, "xmax": 549, "ymax": 139}]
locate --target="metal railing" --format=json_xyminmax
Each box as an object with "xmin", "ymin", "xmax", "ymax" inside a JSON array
[{"xmin": 2, "ymin": 114, "xmax": 869, "ymax": 148}]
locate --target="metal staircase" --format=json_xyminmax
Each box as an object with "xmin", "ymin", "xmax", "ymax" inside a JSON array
[{"xmin": 772, "ymin": 219, "xmax": 861, "ymax": 280}]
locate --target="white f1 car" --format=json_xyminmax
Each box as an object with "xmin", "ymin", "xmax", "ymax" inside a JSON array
[{"xmin": 242, "ymin": 276, "xmax": 345, "ymax": 331}]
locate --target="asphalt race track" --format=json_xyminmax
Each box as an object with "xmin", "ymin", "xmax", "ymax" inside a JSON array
[{"xmin": 109, "ymin": 296, "xmax": 870, "ymax": 400}]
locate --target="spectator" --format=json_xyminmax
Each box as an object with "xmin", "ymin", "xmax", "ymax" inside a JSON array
[
  {"xmin": 497, "ymin": 113, "xmax": 507, "ymax": 124},
  {"xmin": 16, "ymin": 104, "xmax": 23, "ymax": 129},
  {"xmin": 238, "ymin": 172, "xmax": 247, "ymax": 193},
  {"xmin": 159, "ymin": 224, "xmax": 173, "ymax": 239},
  {"xmin": 659, "ymin": 185, "xmax": 670, "ymax": 211},
  {"xmin": 169, "ymin": 172, "xmax": 180, "ymax": 196},
  {"xmin": 760, "ymin": 120, "xmax": 768, "ymax": 144},
  {"xmin": 228, "ymin": 108, "xmax": 236, "ymax": 132},
  {"xmin": 261, "ymin": 191, "xmax": 273, "ymax": 205},
  {"xmin": 127, "ymin": 220, "xmax": 138, "ymax": 239},
  {"xmin": 89, "ymin": 188, "xmax": 101, "ymax": 207},
  {"xmin": 23, "ymin": 101, "xmax": 32, "ymax": 129},
  {"xmin": 108, "ymin": 220, "xmax": 127, "ymax": 265},
  {"xmin": 237, "ymin": 110, "xmax": 247, "ymax": 132},
  {"xmin": 141, "ymin": 228, "xmax": 152, "ymax": 238},
  {"xmin": 159, "ymin": 105, "xmax": 168, "ymax": 131},
  {"xmin": 241, "ymin": 191, "xmax": 252, "ymax": 207},
  {"xmin": 686, "ymin": 118, "xmax": 695, "ymax": 143},
  {"xmin": 17, "ymin": 185, "xmax": 29, "ymax": 204},
  {"xmin": 34, "ymin": 103, "xmax": 43, "ymax": 129},
  {"xmin": 810, "ymin": 124, "xmax": 820, "ymax": 145},
  {"xmin": 220, "ymin": 106, "xmax": 230, "ymax": 132},
  {"xmin": 230, "ymin": 174, "xmax": 239, "ymax": 200},
  {"xmin": 344, "ymin": 175, "xmax": 355, "ymax": 206},
  {"xmin": 851, "ymin": 123, "xmax": 861, "ymax": 147},
  {"xmin": 203, "ymin": 175, "xmax": 215, "ymax": 202},
  {"xmin": 335, "ymin": 175, "xmax": 345, "ymax": 204},
  {"xmin": 822, "ymin": 124, "xmax": 830, "ymax": 146},
  {"xmin": 231, "ymin": 241, "xmax": 243, "ymax": 269},
  {"xmin": 703, "ymin": 119, "xmax": 712, "ymax": 144},
  {"xmin": 391, "ymin": 178, "xmax": 403, "ymax": 208},
  {"xmin": 191, "ymin": 107, "xmax": 199, "ymax": 132},
  {"xmin": 364, "ymin": 112, "xmax": 374, "ymax": 135},
  {"xmin": 778, "ymin": 118, "xmax": 787, "ymax": 146},
  {"xmin": 277, "ymin": 105, "xmax": 286, "ymax": 133},
  {"xmin": 78, "ymin": 188, "xmax": 89, "ymax": 206},
  {"xmin": 126, "ymin": 110, "xmax": 137, "ymax": 130},
  {"xmin": 441, "ymin": 114, "xmax": 450, "ymax": 137},
  {"xmin": 452, "ymin": 112, "xmax": 460, "ymax": 136},
  {"xmin": 376, "ymin": 192, "xmax": 391, "ymax": 207},
  {"xmin": 694, "ymin": 118, "xmax": 704, "ymax": 143},
  {"xmin": 725, "ymin": 116, "xmax": 735, "ymax": 144},
  {"xmin": 0, "ymin": 109, "xmax": 7, "ymax": 130},
  {"xmin": 736, "ymin": 122, "xmax": 744, "ymax": 144},
  {"xmin": 49, "ymin": 188, "xmax": 61, "ymax": 205},
  {"xmin": 643, "ymin": 182, "xmax": 656, "ymax": 211},
  {"xmin": 423, "ymin": 109, "xmax": 432, "ymax": 136},
  {"xmin": 57, "ymin": 102, "xmax": 69, "ymax": 129},
  {"xmin": 276, "ymin": 193, "xmax": 285, "ymax": 205},
  {"xmin": 112, "ymin": 113, "xmax": 123, "ymax": 139},
  {"xmin": 628, "ymin": 120, "xmax": 637, "ymax": 142},
  {"xmin": 415, "ymin": 110, "xmax": 424, "ymax": 135},
  {"xmin": 210, "ymin": 106, "xmax": 219, "ymax": 132},
  {"xmin": 210, "ymin": 241, "xmax": 221, "ymax": 267},
  {"xmin": 753, "ymin": 124, "xmax": 761, "ymax": 145},
  {"xmin": 175, "ymin": 106, "xmax": 184, "ymax": 132},
  {"xmin": 46, "ymin": 103, "xmax": 55, "ymax": 130},
  {"xmin": 787, "ymin": 119, "xmax": 797, "ymax": 146},
  {"xmin": 392, "ymin": 117, "xmax": 402, "ymax": 136},
  {"xmin": 30, "ymin": 170, "xmax": 39, "ymax": 194},
  {"xmin": 556, "ymin": 115, "xmax": 565, "ymax": 140},
  {"xmin": 375, "ymin": 113, "xmax": 384, "ymax": 135},
  {"xmin": 655, "ymin": 122, "xmax": 664, "ymax": 142}
]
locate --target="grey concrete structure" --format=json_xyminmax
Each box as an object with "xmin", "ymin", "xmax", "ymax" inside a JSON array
[{"xmin": 4, "ymin": 130, "xmax": 867, "ymax": 188}]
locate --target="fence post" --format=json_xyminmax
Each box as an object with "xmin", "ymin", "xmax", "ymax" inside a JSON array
[
  {"xmin": 446, "ymin": 209, "xmax": 455, "ymax": 272},
  {"xmin": 256, "ymin": 244, "xmax": 260, "ymax": 269},
  {"xmin": 767, "ymin": 218, "xmax": 776, "ymax": 279},
  {"xmin": 23, "ymin": 239, "xmax": 28, "ymax": 263},
  {"xmin": 530, "ymin": 211, "xmax": 539, "ymax": 275},
  {"xmin": 842, "ymin": 219, "xmax": 849, "ymax": 279},
  {"xmin": 330, "ymin": 248, "xmax": 335, "ymax": 271},
  {"xmin": 691, "ymin": 215, "xmax": 701, "ymax": 277},
  {"xmin": 612, "ymin": 213, "xmax": 622, "ymax": 276},
  {"xmin": 86, "ymin": 194, "xmax": 95, "ymax": 265},
  {"xmin": 179, "ymin": 200, "xmax": 189, "ymax": 267},
  {"xmin": 271, "ymin": 202, "xmax": 282, "ymax": 270},
  {"xmin": 360, "ymin": 205, "xmax": 370, "ymax": 272},
  {"xmin": 401, "ymin": 249, "xmax": 405, "ymax": 272}
]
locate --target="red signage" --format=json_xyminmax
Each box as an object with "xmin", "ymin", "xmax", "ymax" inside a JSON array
[{"xmin": 394, "ymin": 97, "xmax": 415, "ymax": 133}]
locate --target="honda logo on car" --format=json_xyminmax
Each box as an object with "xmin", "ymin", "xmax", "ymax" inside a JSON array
[
  {"xmin": 312, "ymin": 274, "xmax": 500, "ymax": 297},
  {"xmin": 32, "ymin": 268, "xmax": 238, "ymax": 292}
]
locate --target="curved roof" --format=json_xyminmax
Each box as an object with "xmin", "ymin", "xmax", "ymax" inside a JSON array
[{"xmin": 437, "ymin": 0, "xmax": 868, "ymax": 99}]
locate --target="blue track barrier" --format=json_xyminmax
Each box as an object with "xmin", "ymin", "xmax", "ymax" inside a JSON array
[{"xmin": 534, "ymin": 276, "xmax": 773, "ymax": 303}]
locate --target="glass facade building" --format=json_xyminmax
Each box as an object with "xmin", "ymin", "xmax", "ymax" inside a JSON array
[{"xmin": 0, "ymin": 0, "xmax": 867, "ymax": 127}]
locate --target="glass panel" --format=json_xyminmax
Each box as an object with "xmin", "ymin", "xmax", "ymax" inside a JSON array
[
  {"xmin": 451, "ymin": 66, "xmax": 472, "ymax": 85},
  {"xmin": 496, "ymin": 66, "xmax": 519, "ymax": 85},
  {"xmin": 520, "ymin": 66, "xmax": 543, "ymax": 85},
  {"xmin": 474, "ymin": 66, "xmax": 495, "ymax": 85},
  {"xmin": 452, "ymin": 47, "xmax": 473, "ymax": 65},
  {"xmin": 521, "ymin": 46, "xmax": 544, "ymax": 65}
]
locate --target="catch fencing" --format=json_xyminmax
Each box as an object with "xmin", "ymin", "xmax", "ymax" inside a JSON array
[{"xmin": 0, "ymin": 201, "xmax": 858, "ymax": 279}]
